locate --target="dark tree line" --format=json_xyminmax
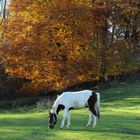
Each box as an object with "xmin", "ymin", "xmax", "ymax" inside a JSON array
[{"xmin": 0, "ymin": 0, "xmax": 140, "ymax": 99}]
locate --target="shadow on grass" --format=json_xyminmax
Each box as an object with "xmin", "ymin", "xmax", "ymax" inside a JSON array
[
  {"xmin": 0, "ymin": 112, "xmax": 139, "ymax": 140},
  {"xmin": 0, "ymin": 83, "xmax": 140, "ymax": 140},
  {"xmin": 101, "ymin": 83, "xmax": 140, "ymax": 102},
  {"xmin": 57, "ymin": 116, "xmax": 140, "ymax": 138},
  {"xmin": 0, "ymin": 116, "xmax": 52, "ymax": 140},
  {"xmin": 0, "ymin": 117, "xmax": 48, "ymax": 127}
]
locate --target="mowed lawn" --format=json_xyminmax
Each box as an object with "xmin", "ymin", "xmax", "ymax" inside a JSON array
[{"xmin": 0, "ymin": 83, "xmax": 140, "ymax": 140}]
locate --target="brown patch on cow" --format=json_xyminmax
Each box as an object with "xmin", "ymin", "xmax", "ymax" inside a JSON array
[
  {"xmin": 87, "ymin": 92, "xmax": 97, "ymax": 116},
  {"xmin": 56, "ymin": 104, "xmax": 65, "ymax": 114}
]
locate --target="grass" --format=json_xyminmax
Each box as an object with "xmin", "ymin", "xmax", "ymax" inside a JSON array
[{"xmin": 0, "ymin": 83, "xmax": 140, "ymax": 140}]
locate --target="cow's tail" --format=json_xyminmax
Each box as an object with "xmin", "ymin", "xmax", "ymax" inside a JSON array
[{"xmin": 95, "ymin": 92, "xmax": 100, "ymax": 119}]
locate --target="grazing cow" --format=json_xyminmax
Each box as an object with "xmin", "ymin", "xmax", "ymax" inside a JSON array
[{"xmin": 48, "ymin": 90, "xmax": 100, "ymax": 129}]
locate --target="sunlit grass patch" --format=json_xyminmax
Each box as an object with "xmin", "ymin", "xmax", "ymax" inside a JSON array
[{"xmin": 0, "ymin": 83, "xmax": 140, "ymax": 140}]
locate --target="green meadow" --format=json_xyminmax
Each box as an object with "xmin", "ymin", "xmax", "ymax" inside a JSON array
[{"xmin": 0, "ymin": 83, "xmax": 140, "ymax": 140}]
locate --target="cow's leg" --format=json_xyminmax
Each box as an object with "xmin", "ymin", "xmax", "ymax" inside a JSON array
[
  {"xmin": 66, "ymin": 111, "xmax": 71, "ymax": 128},
  {"xmin": 88, "ymin": 107, "xmax": 97, "ymax": 128},
  {"xmin": 60, "ymin": 109, "xmax": 68, "ymax": 128},
  {"xmin": 86, "ymin": 111, "xmax": 93, "ymax": 127},
  {"xmin": 92, "ymin": 114, "xmax": 97, "ymax": 128},
  {"xmin": 88, "ymin": 93, "xmax": 98, "ymax": 128}
]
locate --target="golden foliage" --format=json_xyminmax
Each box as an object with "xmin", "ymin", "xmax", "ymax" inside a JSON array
[{"xmin": 1, "ymin": 0, "xmax": 140, "ymax": 94}]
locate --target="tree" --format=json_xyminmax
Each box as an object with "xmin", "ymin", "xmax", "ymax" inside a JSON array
[{"xmin": 1, "ymin": 0, "xmax": 140, "ymax": 96}]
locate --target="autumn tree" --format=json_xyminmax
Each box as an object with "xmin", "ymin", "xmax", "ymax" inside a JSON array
[{"xmin": 1, "ymin": 0, "xmax": 140, "ymax": 95}]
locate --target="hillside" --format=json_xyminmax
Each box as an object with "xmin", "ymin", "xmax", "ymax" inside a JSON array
[{"xmin": 0, "ymin": 82, "xmax": 139, "ymax": 140}]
